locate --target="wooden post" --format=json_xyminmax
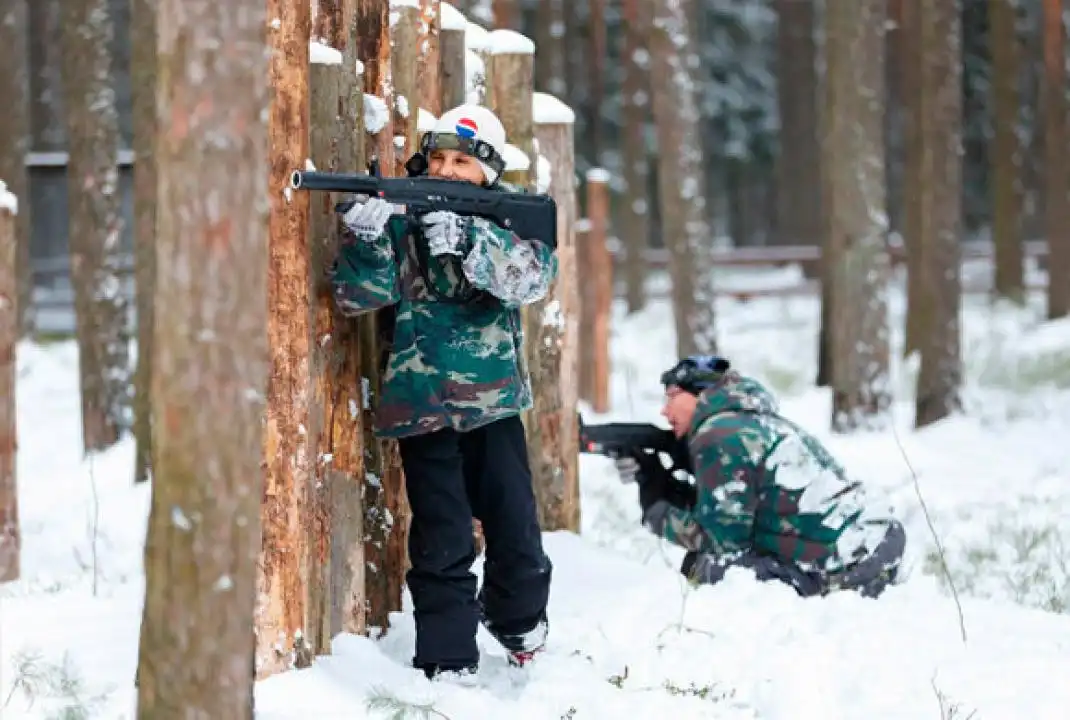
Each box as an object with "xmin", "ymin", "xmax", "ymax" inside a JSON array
[
  {"xmin": 391, "ymin": 2, "xmax": 421, "ymax": 176},
  {"xmin": 355, "ymin": 0, "xmax": 408, "ymax": 632},
  {"xmin": 439, "ymin": 2, "xmax": 468, "ymax": 109},
  {"xmin": 531, "ymin": 93, "xmax": 580, "ymax": 532},
  {"xmin": 487, "ymin": 29, "xmax": 535, "ymax": 188},
  {"xmin": 576, "ymin": 216, "xmax": 594, "ymax": 406},
  {"xmin": 466, "ymin": 22, "xmax": 492, "ymax": 104},
  {"xmin": 585, "ymin": 171, "xmax": 612, "ymax": 413},
  {"xmin": 417, "ymin": 0, "xmax": 443, "ymax": 115},
  {"xmin": 0, "ymin": 184, "xmax": 19, "ymax": 584},
  {"xmin": 258, "ymin": 0, "xmax": 312, "ymax": 677}
]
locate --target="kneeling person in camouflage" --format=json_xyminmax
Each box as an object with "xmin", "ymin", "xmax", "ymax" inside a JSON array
[
  {"xmin": 329, "ymin": 104, "xmax": 556, "ymax": 680},
  {"xmin": 617, "ymin": 356, "xmax": 906, "ymax": 598}
]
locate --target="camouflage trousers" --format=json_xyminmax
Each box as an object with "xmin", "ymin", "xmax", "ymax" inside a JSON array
[{"xmin": 682, "ymin": 519, "xmax": 907, "ymax": 599}]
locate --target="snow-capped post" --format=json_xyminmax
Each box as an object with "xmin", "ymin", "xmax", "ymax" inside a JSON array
[
  {"xmin": 465, "ymin": 22, "xmax": 491, "ymax": 104},
  {"xmin": 391, "ymin": 1, "xmax": 421, "ymax": 176},
  {"xmin": 258, "ymin": 0, "xmax": 314, "ymax": 678},
  {"xmin": 582, "ymin": 170, "xmax": 612, "ymax": 414},
  {"xmin": 417, "ymin": 0, "xmax": 443, "ymax": 115},
  {"xmin": 135, "ymin": 0, "xmax": 269, "ymax": 710},
  {"xmin": 355, "ymin": 0, "xmax": 409, "ymax": 635},
  {"xmin": 439, "ymin": 3, "xmax": 468, "ymax": 109},
  {"xmin": 530, "ymin": 93, "xmax": 581, "ymax": 533},
  {"xmin": 60, "ymin": 0, "xmax": 132, "ymax": 454},
  {"xmin": 0, "ymin": 182, "xmax": 19, "ymax": 584},
  {"xmin": 487, "ymin": 29, "xmax": 535, "ymax": 190}
]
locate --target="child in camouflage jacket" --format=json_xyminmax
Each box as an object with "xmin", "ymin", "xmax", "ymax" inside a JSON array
[{"xmin": 328, "ymin": 104, "xmax": 556, "ymax": 681}]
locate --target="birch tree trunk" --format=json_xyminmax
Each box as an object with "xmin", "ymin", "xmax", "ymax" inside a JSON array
[
  {"xmin": 650, "ymin": 0, "xmax": 717, "ymax": 357},
  {"xmin": 131, "ymin": 0, "xmax": 157, "ymax": 484},
  {"xmin": 257, "ymin": 0, "xmax": 313, "ymax": 677},
  {"xmin": 135, "ymin": 0, "xmax": 268, "ymax": 714},
  {"xmin": 823, "ymin": 0, "xmax": 892, "ymax": 432},
  {"xmin": 61, "ymin": 0, "xmax": 131, "ymax": 454}
]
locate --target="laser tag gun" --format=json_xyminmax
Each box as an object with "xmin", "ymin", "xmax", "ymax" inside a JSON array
[
  {"xmin": 578, "ymin": 413, "xmax": 693, "ymax": 477},
  {"xmin": 289, "ymin": 157, "xmax": 558, "ymax": 251}
]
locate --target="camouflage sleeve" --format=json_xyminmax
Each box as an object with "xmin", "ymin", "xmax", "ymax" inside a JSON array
[
  {"xmin": 644, "ymin": 419, "xmax": 761, "ymax": 559},
  {"xmin": 460, "ymin": 216, "xmax": 558, "ymax": 308},
  {"xmin": 328, "ymin": 216, "xmax": 404, "ymax": 316}
]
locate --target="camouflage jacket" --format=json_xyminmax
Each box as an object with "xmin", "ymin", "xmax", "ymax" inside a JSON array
[
  {"xmin": 328, "ymin": 192, "xmax": 558, "ymax": 439},
  {"xmin": 644, "ymin": 372, "xmax": 894, "ymax": 575}
]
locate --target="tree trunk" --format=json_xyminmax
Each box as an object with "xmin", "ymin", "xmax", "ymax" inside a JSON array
[
  {"xmin": 620, "ymin": 0, "xmax": 651, "ymax": 314},
  {"xmin": 0, "ymin": 0, "xmax": 32, "ymax": 337},
  {"xmin": 392, "ymin": 4, "xmax": 420, "ymax": 176},
  {"xmin": 439, "ymin": 3, "xmax": 467, "ymax": 111},
  {"xmin": 529, "ymin": 95, "xmax": 580, "ymax": 532},
  {"xmin": 61, "ymin": 0, "xmax": 131, "ymax": 454},
  {"xmin": 901, "ymin": 0, "xmax": 927, "ymax": 357},
  {"xmin": 823, "ymin": 0, "xmax": 893, "ymax": 432},
  {"xmin": 650, "ymin": 0, "xmax": 717, "ymax": 357},
  {"xmin": 0, "ymin": 190, "xmax": 19, "ymax": 583},
  {"xmin": 990, "ymin": 0, "xmax": 1025, "ymax": 303},
  {"xmin": 418, "ymin": 1, "xmax": 442, "ymax": 116},
  {"xmin": 355, "ymin": 0, "xmax": 407, "ymax": 632},
  {"xmin": 908, "ymin": 0, "xmax": 963, "ymax": 429},
  {"xmin": 1043, "ymin": 0, "xmax": 1069, "ymax": 319},
  {"xmin": 131, "ymin": 0, "xmax": 157, "ymax": 484},
  {"xmin": 135, "ymin": 0, "xmax": 268, "ymax": 714},
  {"xmin": 492, "ymin": 0, "xmax": 517, "ymax": 29},
  {"xmin": 774, "ymin": 0, "xmax": 822, "ymax": 250},
  {"xmin": 257, "ymin": 0, "xmax": 313, "ymax": 677}
]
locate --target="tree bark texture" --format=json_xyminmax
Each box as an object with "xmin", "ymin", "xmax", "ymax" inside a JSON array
[
  {"xmin": 531, "ymin": 98, "xmax": 580, "ymax": 532},
  {"xmin": 650, "ymin": 0, "xmax": 717, "ymax": 358},
  {"xmin": 439, "ymin": 11, "xmax": 467, "ymax": 111},
  {"xmin": 620, "ymin": 0, "xmax": 651, "ymax": 314},
  {"xmin": 907, "ymin": 0, "xmax": 963, "ymax": 429},
  {"xmin": 990, "ymin": 0, "xmax": 1026, "ymax": 302},
  {"xmin": 392, "ymin": 4, "xmax": 420, "ymax": 177},
  {"xmin": 356, "ymin": 0, "xmax": 395, "ymax": 172},
  {"xmin": 418, "ymin": 0, "xmax": 442, "ymax": 116},
  {"xmin": 823, "ymin": 0, "xmax": 893, "ymax": 433},
  {"xmin": 131, "ymin": 0, "xmax": 157, "ymax": 484},
  {"xmin": 583, "ymin": 175, "xmax": 611, "ymax": 414},
  {"xmin": 488, "ymin": 41, "xmax": 535, "ymax": 189},
  {"xmin": 900, "ymin": 0, "xmax": 926, "ymax": 357},
  {"xmin": 0, "ymin": 196, "xmax": 19, "ymax": 583},
  {"xmin": 1043, "ymin": 0, "xmax": 1069, "ymax": 319},
  {"xmin": 135, "ymin": 0, "xmax": 268, "ymax": 714},
  {"xmin": 61, "ymin": 0, "xmax": 131, "ymax": 454},
  {"xmin": 0, "ymin": 1, "xmax": 32, "ymax": 337},
  {"xmin": 258, "ymin": 0, "xmax": 312, "ymax": 677}
]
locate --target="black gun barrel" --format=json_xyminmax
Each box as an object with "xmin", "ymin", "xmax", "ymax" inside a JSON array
[{"xmin": 290, "ymin": 170, "xmax": 379, "ymax": 193}]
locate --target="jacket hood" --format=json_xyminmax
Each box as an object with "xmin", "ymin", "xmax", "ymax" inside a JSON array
[{"xmin": 688, "ymin": 370, "xmax": 779, "ymax": 436}]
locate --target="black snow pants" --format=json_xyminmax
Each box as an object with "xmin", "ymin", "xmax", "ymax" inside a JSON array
[
  {"xmin": 681, "ymin": 519, "xmax": 907, "ymax": 599},
  {"xmin": 398, "ymin": 414, "xmax": 552, "ymax": 671}
]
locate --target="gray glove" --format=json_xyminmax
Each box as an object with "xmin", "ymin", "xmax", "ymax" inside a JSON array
[
  {"xmin": 614, "ymin": 456, "xmax": 640, "ymax": 485},
  {"xmin": 420, "ymin": 210, "xmax": 471, "ymax": 257},
  {"xmin": 342, "ymin": 196, "xmax": 393, "ymax": 241}
]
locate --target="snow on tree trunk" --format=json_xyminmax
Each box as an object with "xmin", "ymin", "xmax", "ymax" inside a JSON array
[
  {"xmin": 131, "ymin": 0, "xmax": 157, "ymax": 484},
  {"xmin": 0, "ymin": 186, "xmax": 19, "ymax": 584},
  {"xmin": 1043, "ymin": 0, "xmax": 1069, "ymax": 320},
  {"xmin": 258, "ymin": 0, "xmax": 313, "ymax": 677},
  {"xmin": 907, "ymin": 0, "xmax": 963, "ymax": 429},
  {"xmin": 134, "ymin": 0, "xmax": 269, "ymax": 713},
  {"xmin": 531, "ymin": 93, "xmax": 581, "ymax": 532},
  {"xmin": 990, "ymin": 0, "xmax": 1026, "ymax": 303},
  {"xmin": 650, "ymin": 0, "xmax": 717, "ymax": 358},
  {"xmin": 620, "ymin": 0, "xmax": 651, "ymax": 314},
  {"xmin": 61, "ymin": 0, "xmax": 131, "ymax": 454},
  {"xmin": 0, "ymin": 1, "xmax": 32, "ymax": 337},
  {"xmin": 822, "ymin": 0, "xmax": 892, "ymax": 433}
]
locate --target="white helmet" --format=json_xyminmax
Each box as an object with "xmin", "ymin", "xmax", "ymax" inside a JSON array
[{"xmin": 424, "ymin": 104, "xmax": 508, "ymax": 184}]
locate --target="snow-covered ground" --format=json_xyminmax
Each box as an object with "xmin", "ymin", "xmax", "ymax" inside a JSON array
[{"xmin": 3, "ymin": 270, "xmax": 1070, "ymax": 719}]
